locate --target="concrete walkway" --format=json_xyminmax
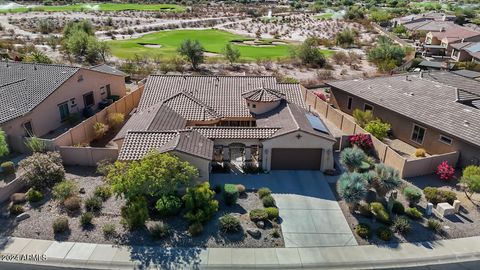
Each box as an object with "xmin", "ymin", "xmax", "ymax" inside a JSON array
[
  {"xmin": 2, "ymin": 236, "xmax": 480, "ymax": 269},
  {"xmin": 210, "ymin": 171, "xmax": 356, "ymax": 248}
]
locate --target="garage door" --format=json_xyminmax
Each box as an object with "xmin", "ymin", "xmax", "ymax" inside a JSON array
[{"xmin": 271, "ymin": 148, "xmax": 322, "ymax": 170}]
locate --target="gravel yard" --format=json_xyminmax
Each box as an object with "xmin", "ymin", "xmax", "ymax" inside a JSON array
[{"xmin": 0, "ymin": 166, "xmax": 283, "ymax": 248}]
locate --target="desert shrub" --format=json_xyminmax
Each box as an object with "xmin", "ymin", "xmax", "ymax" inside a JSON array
[
  {"xmin": 52, "ymin": 217, "xmax": 69, "ymax": 233},
  {"xmin": 64, "ymin": 196, "xmax": 81, "ymax": 212},
  {"xmin": 121, "ymin": 197, "xmax": 149, "ymax": 230},
  {"xmin": 405, "ymin": 207, "xmax": 422, "ymax": 219},
  {"xmin": 102, "ymin": 223, "xmax": 116, "ymax": 237},
  {"xmin": 9, "ymin": 204, "xmax": 24, "ymax": 216},
  {"xmin": 337, "ymin": 172, "xmax": 368, "ymax": 207},
  {"xmin": 349, "ymin": 134, "xmax": 373, "ymax": 152},
  {"xmin": 249, "ymin": 209, "xmax": 268, "ymax": 222},
  {"xmin": 183, "ymin": 182, "xmax": 218, "ymax": 224},
  {"xmin": 371, "ymin": 163, "xmax": 402, "ymax": 198},
  {"xmin": 155, "ymin": 195, "xmax": 182, "ymax": 217},
  {"xmin": 262, "ymin": 195, "xmax": 276, "ymax": 207},
  {"xmin": 107, "ymin": 113, "xmax": 125, "ymax": 129},
  {"xmin": 272, "ymin": 229, "xmax": 280, "ymax": 238},
  {"xmin": 26, "ymin": 189, "xmax": 43, "ymax": 203},
  {"xmin": 315, "ymin": 91, "xmax": 327, "ymax": 101},
  {"xmin": 370, "ymin": 202, "xmax": 390, "ymax": 224},
  {"xmin": 53, "ymin": 180, "xmax": 78, "ymax": 202},
  {"xmin": 24, "ymin": 136, "xmax": 46, "ymax": 153},
  {"xmin": 340, "ymin": 147, "xmax": 366, "ymax": 172},
  {"xmin": 19, "ymin": 152, "xmax": 65, "ymax": 190},
  {"xmin": 436, "ymin": 161, "xmax": 455, "ymax": 181},
  {"xmin": 1, "ymin": 161, "xmax": 15, "ymax": 175},
  {"xmin": 414, "ymin": 148, "xmax": 426, "ymax": 158},
  {"xmin": 392, "ymin": 201, "xmax": 405, "ymax": 215},
  {"xmin": 376, "ymin": 226, "xmax": 393, "ymax": 241},
  {"xmin": 355, "ymin": 223, "xmax": 371, "ymax": 239},
  {"xmin": 148, "ymin": 222, "xmax": 171, "ymax": 239},
  {"xmin": 352, "ymin": 109, "xmax": 373, "ymax": 128},
  {"xmin": 358, "ymin": 202, "xmax": 372, "ymax": 217},
  {"xmin": 265, "ymin": 207, "xmax": 279, "ymax": 220},
  {"xmin": 94, "ymin": 185, "xmax": 112, "ymax": 201},
  {"xmin": 423, "ymin": 187, "xmax": 457, "ymax": 205},
  {"xmin": 223, "ymin": 184, "xmax": 239, "ymax": 205},
  {"xmin": 219, "ymin": 214, "xmax": 241, "ymax": 233},
  {"xmin": 0, "ymin": 128, "xmax": 8, "ymax": 158},
  {"xmin": 93, "ymin": 122, "xmax": 109, "ymax": 139},
  {"xmin": 403, "ymin": 186, "xmax": 422, "ymax": 206},
  {"xmin": 80, "ymin": 212, "xmax": 93, "ymax": 227},
  {"xmin": 392, "ymin": 216, "xmax": 411, "ymax": 234},
  {"xmin": 427, "ymin": 218, "xmax": 441, "ymax": 232},
  {"xmin": 365, "ymin": 119, "xmax": 390, "ymax": 141},
  {"xmin": 85, "ymin": 196, "xmax": 103, "ymax": 212},
  {"xmin": 460, "ymin": 165, "xmax": 480, "ymax": 199},
  {"xmin": 236, "ymin": 184, "xmax": 246, "ymax": 193},
  {"xmin": 188, "ymin": 222, "xmax": 203, "ymax": 236},
  {"xmin": 258, "ymin": 187, "xmax": 271, "ymax": 198}
]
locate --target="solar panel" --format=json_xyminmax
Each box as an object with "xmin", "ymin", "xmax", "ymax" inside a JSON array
[{"xmin": 305, "ymin": 113, "xmax": 329, "ymax": 134}]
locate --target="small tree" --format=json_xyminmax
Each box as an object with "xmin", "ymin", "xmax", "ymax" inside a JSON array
[
  {"xmin": 294, "ymin": 37, "xmax": 326, "ymax": 68},
  {"xmin": 106, "ymin": 151, "xmax": 198, "ymax": 200},
  {"xmin": 352, "ymin": 109, "xmax": 373, "ymax": 128},
  {"xmin": 337, "ymin": 172, "xmax": 368, "ymax": 211},
  {"xmin": 0, "ymin": 128, "xmax": 9, "ymax": 158},
  {"xmin": 121, "ymin": 196, "xmax": 149, "ymax": 230},
  {"xmin": 365, "ymin": 119, "xmax": 390, "ymax": 141},
  {"xmin": 340, "ymin": 147, "xmax": 366, "ymax": 172},
  {"xmin": 183, "ymin": 182, "xmax": 219, "ymax": 224},
  {"xmin": 19, "ymin": 152, "xmax": 65, "ymax": 190},
  {"xmin": 460, "ymin": 165, "xmax": 480, "ymax": 202},
  {"xmin": 223, "ymin": 43, "xmax": 240, "ymax": 65},
  {"xmin": 178, "ymin": 39, "xmax": 204, "ymax": 70}
]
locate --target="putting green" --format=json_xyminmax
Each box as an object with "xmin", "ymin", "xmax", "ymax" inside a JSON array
[
  {"xmin": 108, "ymin": 29, "xmax": 334, "ymax": 61},
  {"xmin": 0, "ymin": 3, "xmax": 185, "ymax": 13}
]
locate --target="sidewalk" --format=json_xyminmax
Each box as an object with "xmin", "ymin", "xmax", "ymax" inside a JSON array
[{"xmin": 2, "ymin": 236, "xmax": 480, "ymax": 269}]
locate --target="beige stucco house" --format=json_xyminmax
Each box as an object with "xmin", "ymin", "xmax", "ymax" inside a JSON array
[
  {"xmin": 115, "ymin": 75, "xmax": 336, "ymax": 180},
  {"xmin": 0, "ymin": 61, "xmax": 126, "ymax": 152},
  {"xmin": 327, "ymin": 71, "xmax": 480, "ymax": 168}
]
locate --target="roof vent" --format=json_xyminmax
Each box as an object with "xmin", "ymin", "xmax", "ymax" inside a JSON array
[
  {"xmin": 464, "ymin": 120, "xmax": 470, "ymax": 127},
  {"xmin": 404, "ymin": 92, "xmax": 414, "ymax": 96},
  {"xmin": 463, "ymin": 108, "xmax": 472, "ymax": 112}
]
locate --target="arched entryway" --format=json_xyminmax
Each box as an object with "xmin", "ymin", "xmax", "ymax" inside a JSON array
[{"xmin": 229, "ymin": 143, "xmax": 246, "ymax": 165}]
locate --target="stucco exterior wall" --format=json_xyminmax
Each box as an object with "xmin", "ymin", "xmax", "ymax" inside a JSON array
[
  {"xmin": 261, "ymin": 131, "xmax": 335, "ymax": 171},
  {"xmin": 330, "ymin": 87, "xmax": 480, "ymax": 167},
  {"xmin": 1, "ymin": 69, "xmax": 125, "ymax": 138},
  {"xmin": 246, "ymin": 100, "xmax": 281, "ymax": 114},
  {"xmin": 172, "ymin": 151, "xmax": 211, "ymax": 182}
]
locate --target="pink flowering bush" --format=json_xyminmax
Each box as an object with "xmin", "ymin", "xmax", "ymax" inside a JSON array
[
  {"xmin": 314, "ymin": 91, "xmax": 327, "ymax": 102},
  {"xmin": 349, "ymin": 134, "xmax": 373, "ymax": 152},
  {"xmin": 436, "ymin": 161, "xmax": 455, "ymax": 181}
]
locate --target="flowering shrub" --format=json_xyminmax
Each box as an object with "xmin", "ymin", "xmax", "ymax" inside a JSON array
[
  {"xmin": 436, "ymin": 161, "xmax": 455, "ymax": 181},
  {"xmin": 349, "ymin": 134, "xmax": 373, "ymax": 152},
  {"xmin": 314, "ymin": 91, "xmax": 327, "ymax": 101}
]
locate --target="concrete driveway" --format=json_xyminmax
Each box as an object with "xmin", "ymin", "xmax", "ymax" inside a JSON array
[{"xmin": 210, "ymin": 171, "xmax": 357, "ymax": 248}]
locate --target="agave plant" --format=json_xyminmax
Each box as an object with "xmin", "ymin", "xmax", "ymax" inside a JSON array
[
  {"xmin": 337, "ymin": 172, "xmax": 368, "ymax": 211},
  {"xmin": 340, "ymin": 147, "xmax": 367, "ymax": 172}
]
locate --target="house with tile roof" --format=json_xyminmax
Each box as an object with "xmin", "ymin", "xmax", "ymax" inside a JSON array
[
  {"xmin": 327, "ymin": 71, "xmax": 480, "ymax": 167},
  {"xmin": 450, "ymin": 42, "xmax": 480, "ymax": 62},
  {"xmin": 0, "ymin": 61, "xmax": 126, "ymax": 152},
  {"xmin": 114, "ymin": 75, "xmax": 336, "ymax": 179},
  {"xmin": 424, "ymin": 25, "xmax": 480, "ymax": 56}
]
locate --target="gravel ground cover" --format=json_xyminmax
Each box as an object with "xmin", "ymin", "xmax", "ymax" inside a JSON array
[{"xmin": 0, "ymin": 166, "xmax": 283, "ymax": 248}]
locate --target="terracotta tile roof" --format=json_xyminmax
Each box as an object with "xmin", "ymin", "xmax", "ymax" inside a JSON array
[
  {"xmin": 327, "ymin": 72, "xmax": 480, "ymax": 147},
  {"xmin": 242, "ymin": 87, "xmax": 285, "ymax": 102},
  {"xmin": 191, "ymin": 127, "xmax": 280, "ymax": 139},
  {"xmin": 89, "ymin": 64, "xmax": 127, "ymax": 77},
  {"xmin": 118, "ymin": 130, "xmax": 213, "ymax": 160}
]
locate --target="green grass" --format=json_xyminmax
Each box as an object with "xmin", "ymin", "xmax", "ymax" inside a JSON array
[
  {"xmin": 109, "ymin": 29, "xmax": 322, "ymax": 61},
  {"xmin": 0, "ymin": 3, "xmax": 185, "ymax": 13},
  {"xmin": 315, "ymin": 13, "xmax": 333, "ymax": 20}
]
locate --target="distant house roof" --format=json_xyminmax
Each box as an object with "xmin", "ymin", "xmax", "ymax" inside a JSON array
[
  {"xmin": 89, "ymin": 64, "xmax": 127, "ymax": 77},
  {"xmin": 395, "ymin": 12, "xmax": 455, "ymax": 25},
  {"xmin": 403, "ymin": 20, "xmax": 454, "ymax": 32},
  {"xmin": 431, "ymin": 26, "xmax": 480, "ymax": 43},
  {"xmin": 418, "ymin": 60, "xmax": 454, "ymax": 69},
  {"xmin": 452, "ymin": 69, "xmax": 480, "ymax": 79},
  {"xmin": 118, "ymin": 130, "xmax": 214, "ymax": 161},
  {"xmin": 327, "ymin": 71, "xmax": 480, "ymax": 148},
  {"xmin": 421, "ymin": 71, "xmax": 480, "ymax": 101},
  {"xmin": 0, "ymin": 61, "xmax": 79, "ymax": 124}
]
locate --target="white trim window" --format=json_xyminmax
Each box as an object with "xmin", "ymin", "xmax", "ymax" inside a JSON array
[
  {"xmin": 347, "ymin": 96, "xmax": 353, "ymax": 110},
  {"xmin": 411, "ymin": 124, "xmax": 426, "ymax": 145},
  {"xmin": 364, "ymin": 103, "xmax": 373, "ymax": 112},
  {"xmin": 439, "ymin": 135, "xmax": 453, "ymax": 145}
]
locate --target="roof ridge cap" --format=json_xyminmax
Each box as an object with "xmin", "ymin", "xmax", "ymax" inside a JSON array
[{"xmin": 2, "ymin": 60, "xmax": 80, "ymax": 69}]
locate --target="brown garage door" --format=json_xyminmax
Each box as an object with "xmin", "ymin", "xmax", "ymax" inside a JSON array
[{"xmin": 271, "ymin": 148, "xmax": 322, "ymax": 170}]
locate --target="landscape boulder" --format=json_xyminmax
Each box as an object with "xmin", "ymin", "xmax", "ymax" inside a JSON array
[
  {"xmin": 247, "ymin": 229, "xmax": 261, "ymax": 239},
  {"xmin": 256, "ymin": 221, "xmax": 265, "ymax": 229},
  {"xmin": 10, "ymin": 193, "xmax": 26, "ymax": 204}
]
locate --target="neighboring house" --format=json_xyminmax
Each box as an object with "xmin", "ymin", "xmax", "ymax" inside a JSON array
[
  {"xmin": 0, "ymin": 61, "xmax": 126, "ymax": 152},
  {"xmin": 393, "ymin": 12, "xmax": 455, "ymax": 27},
  {"xmin": 403, "ymin": 20, "xmax": 455, "ymax": 33},
  {"xmin": 327, "ymin": 71, "xmax": 480, "ymax": 167},
  {"xmin": 450, "ymin": 42, "xmax": 480, "ymax": 62},
  {"xmin": 452, "ymin": 69, "xmax": 480, "ymax": 80},
  {"xmin": 115, "ymin": 75, "xmax": 336, "ymax": 179},
  {"xmin": 425, "ymin": 26, "xmax": 480, "ymax": 55},
  {"xmin": 417, "ymin": 60, "xmax": 454, "ymax": 70}
]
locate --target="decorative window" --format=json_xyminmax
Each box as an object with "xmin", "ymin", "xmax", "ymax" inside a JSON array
[
  {"xmin": 23, "ymin": 121, "xmax": 34, "ymax": 137},
  {"xmin": 439, "ymin": 135, "xmax": 452, "ymax": 145},
  {"xmin": 252, "ymin": 104, "xmax": 256, "ymax": 108},
  {"xmin": 411, "ymin": 124, "xmax": 426, "ymax": 145},
  {"xmin": 83, "ymin": 92, "xmax": 95, "ymax": 107},
  {"xmin": 364, "ymin": 103, "xmax": 373, "ymax": 112},
  {"xmin": 347, "ymin": 96, "xmax": 353, "ymax": 110}
]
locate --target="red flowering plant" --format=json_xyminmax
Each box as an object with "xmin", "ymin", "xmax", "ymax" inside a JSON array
[
  {"xmin": 436, "ymin": 161, "xmax": 456, "ymax": 181},
  {"xmin": 349, "ymin": 133, "xmax": 373, "ymax": 152},
  {"xmin": 314, "ymin": 91, "xmax": 327, "ymax": 102}
]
